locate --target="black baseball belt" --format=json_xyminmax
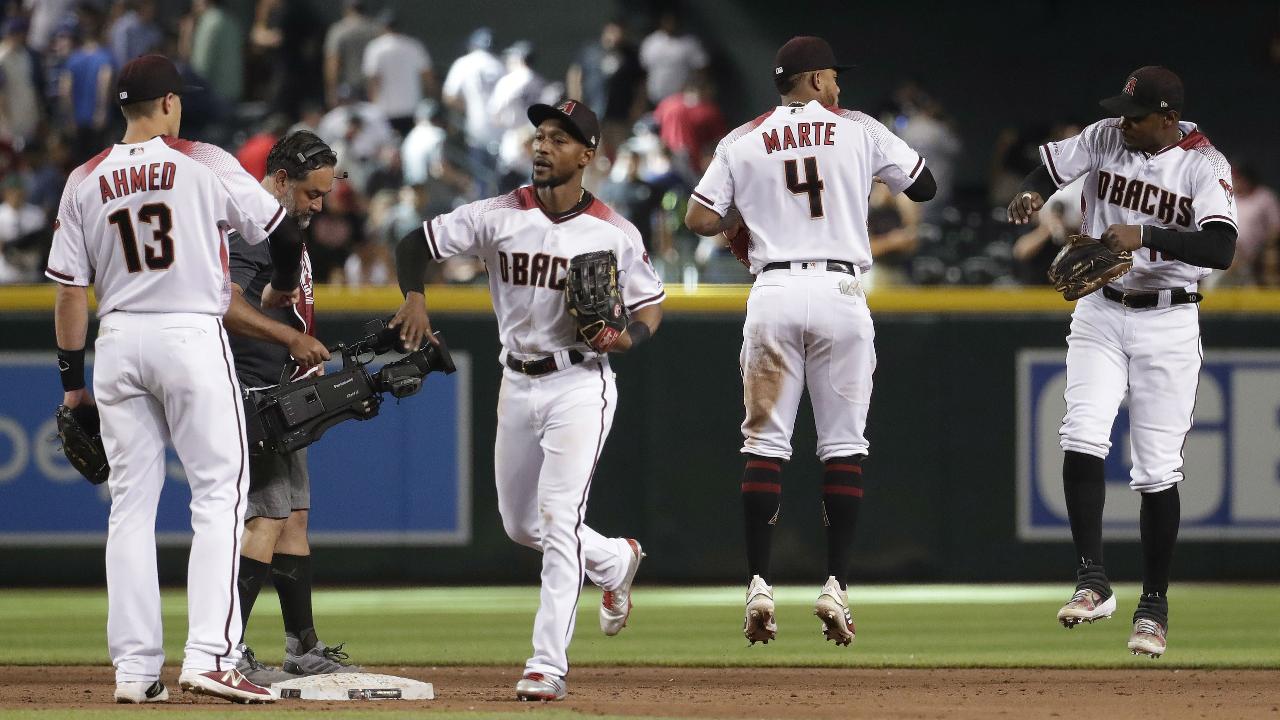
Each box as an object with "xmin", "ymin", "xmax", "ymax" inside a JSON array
[
  {"xmin": 1101, "ymin": 286, "xmax": 1203, "ymax": 309},
  {"xmin": 762, "ymin": 260, "xmax": 858, "ymax": 277},
  {"xmin": 506, "ymin": 350, "xmax": 586, "ymax": 377}
]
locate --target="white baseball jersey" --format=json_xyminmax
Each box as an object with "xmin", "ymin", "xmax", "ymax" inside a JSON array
[
  {"xmin": 1040, "ymin": 119, "xmax": 1237, "ymax": 291},
  {"xmin": 691, "ymin": 100, "xmax": 925, "ymax": 274},
  {"xmin": 424, "ymin": 186, "xmax": 665, "ymax": 357},
  {"xmin": 46, "ymin": 136, "xmax": 287, "ymax": 314}
]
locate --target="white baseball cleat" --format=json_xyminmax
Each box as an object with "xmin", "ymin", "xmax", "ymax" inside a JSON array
[
  {"xmin": 743, "ymin": 574, "xmax": 777, "ymax": 644},
  {"xmin": 600, "ymin": 538, "xmax": 645, "ymax": 636},
  {"xmin": 1127, "ymin": 617, "xmax": 1168, "ymax": 658},
  {"xmin": 114, "ymin": 680, "xmax": 168, "ymax": 703},
  {"xmin": 515, "ymin": 671, "xmax": 567, "ymax": 701},
  {"xmin": 178, "ymin": 668, "xmax": 274, "ymax": 703},
  {"xmin": 1056, "ymin": 588, "xmax": 1117, "ymax": 628},
  {"xmin": 814, "ymin": 576, "xmax": 856, "ymax": 646}
]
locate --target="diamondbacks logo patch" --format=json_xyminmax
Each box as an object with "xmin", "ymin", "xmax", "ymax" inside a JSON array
[
  {"xmin": 1123, "ymin": 77, "xmax": 1137, "ymax": 95},
  {"xmin": 1220, "ymin": 178, "xmax": 1235, "ymax": 205},
  {"xmin": 557, "ymin": 100, "xmax": 577, "ymax": 115}
]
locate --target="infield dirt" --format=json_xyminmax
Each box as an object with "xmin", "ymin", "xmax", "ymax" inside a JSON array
[{"xmin": 2, "ymin": 665, "xmax": 1278, "ymax": 719}]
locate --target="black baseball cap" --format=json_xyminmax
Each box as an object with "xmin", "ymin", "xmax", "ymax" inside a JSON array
[
  {"xmin": 116, "ymin": 54, "xmax": 201, "ymax": 106},
  {"xmin": 774, "ymin": 36, "xmax": 854, "ymax": 89},
  {"xmin": 528, "ymin": 99, "xmax": 600, "ymax": 148},
  {"xmin": 1100, "ymin": 66, "xmax": 1184, "ymax": 117}
]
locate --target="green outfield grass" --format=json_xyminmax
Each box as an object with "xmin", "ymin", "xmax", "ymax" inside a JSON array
[{"xmin": 2, "ymin": 583, "xmax": 1276, "ymax": 669}]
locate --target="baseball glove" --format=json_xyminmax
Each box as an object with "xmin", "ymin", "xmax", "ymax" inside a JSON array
[
  {"xmin": 724, "ymin": 223, "xmax": 751, "ymax": 268},
  {"xmin": 55, "ymin": 404, "xmax": 109, "ymax": 485},
  {"xmin": 565, "ymin": 250, "xmax": 628, "ymax": 352},
  {"xmin": 1048, "ymin": 234, "xmax": 1133, "ymax": 301}
]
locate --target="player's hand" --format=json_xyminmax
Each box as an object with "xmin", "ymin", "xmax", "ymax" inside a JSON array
[
  {"xmin": 1007, "ymin": 191, "xmax": 1044, "ymax": 225},
  {"xmin": 389, "ymin": 291, "xmax": 436, "ymax": 352},
  {"xmin": 62, "ymin": 388, "xmax": 94, "ymax": 409},
  {"xmin": 261, "ymin": 284, "xmax": 300, "ymax": 309},
  {"xmin": 288, "ymin": 333, "xmax": 331, "ymax": 367},
  {"xmin": 1102, "ymin": 224, "xmax": 1143, "ymax": 253}
]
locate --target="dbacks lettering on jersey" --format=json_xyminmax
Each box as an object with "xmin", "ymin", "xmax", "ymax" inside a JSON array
[
  {"xmin": 1096, "ymin": 171, "xmax": 1193, "ymax": 227},
  {"xmin": 497, "ymin": 251, "xmax": 570, "ymax": 290},
  {"xmin": 762, "ymin": 121, "xmax": 837, "ymax": 154}
]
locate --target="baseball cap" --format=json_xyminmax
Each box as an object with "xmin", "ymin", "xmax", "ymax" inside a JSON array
[
  {"xmin": 1099, "ymin": 66, "xmax": 1184, "ymax": 117},
  {"xmin": 528, "ymin": 99, "xmax": 600, "ymax": 149},
  {"xmin": 773, "ymin": 36, "xmax": 854, "ymax": 87},
  {"xmin": 116, "ymin": 54, "xmax": 201, "ymax": 106}
]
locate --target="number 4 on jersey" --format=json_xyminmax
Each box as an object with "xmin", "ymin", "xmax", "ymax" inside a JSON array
[{"xmin": 785, "ymin": 157, "xmax": 825, "ymax": 218}]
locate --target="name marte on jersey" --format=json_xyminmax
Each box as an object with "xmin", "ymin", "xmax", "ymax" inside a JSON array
[
  {"xmin": 99, "ymin": 162, "xmax": 177, "ymax": 204},
  {"xmin": 1096, "ymin": 170, "xmax": 1194, "ymax": 227},
  {"xmin": 497, "ymin": 251, "xmax": 570, "ymax": 290},
  {"xmin": 762, "ymin": 122, "xmax": 837, "ymax": 154}
]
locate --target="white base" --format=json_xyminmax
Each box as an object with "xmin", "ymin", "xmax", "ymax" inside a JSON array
[{"xmin": 268, "ymin": 673, "xmax": 434, "ymax": 701}]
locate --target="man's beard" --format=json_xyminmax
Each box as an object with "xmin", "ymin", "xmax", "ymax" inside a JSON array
[
  {"xmin": 531, "ymin": 169, "xmax": 573, "ymax": 188},
  {"xmin": 281, "ymin": 191, "xmax": 312, "ymax": 229}
]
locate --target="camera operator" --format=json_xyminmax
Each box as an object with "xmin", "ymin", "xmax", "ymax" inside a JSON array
[{"xmin": 226, "ymin": 131, "xmax": 361, "ymax": 683}]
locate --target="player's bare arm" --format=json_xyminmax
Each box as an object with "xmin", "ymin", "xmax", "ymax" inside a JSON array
[
  {"xmin": 53, "ymin": 283, "xmax": 93, "ymax": 409},
  {"xmin": 224, "ymin": 292, "xmax": 330, "ymax": 367},
  {"xmin": 1101, "ymin": 224, "xmax": 1144, "ymax": 252},
  {"xmin": 684, "ymin": 201, "xmax": 740, "ymax": 237},
  {"xmin": 610, "ymin": 303, "xmax": 663, "ymax": 354},
  {"xmin": 391, "ymin": 225, "xmax": 437, "ymax": 351},
  {"xmin": 1007, "ymin": 166, "xmax": 1056, "ymax": 224}
]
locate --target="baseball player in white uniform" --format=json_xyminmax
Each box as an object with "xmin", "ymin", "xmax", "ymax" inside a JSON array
[
  {"xmin": 391, "ymin": 100, "xmax": 663, "ymax": 701},
  {"xmin": 48, "ymin": 55, "xmax": 328, "ymax": 704},
  {"xmin": 685, "ymin": 36, "xmax": 936, "ymax": 646},
  {"xmin": 1008, "ymin": 66, "xmax": 1237, "ymax": 658}
]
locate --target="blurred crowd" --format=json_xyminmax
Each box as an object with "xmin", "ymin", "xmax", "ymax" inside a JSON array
[{"xmin": 0, "ymin": 0, "xmax": 1277, "ymax": 290}]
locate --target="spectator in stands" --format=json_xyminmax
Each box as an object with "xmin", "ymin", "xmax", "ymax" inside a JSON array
[
  {"xmin": 108, "ymin": 0, "xmax": 160, "ymax": 67},
  {"xmin": 567, "ymin": 20, "xmax": 646, "ymax": 155},
  {"xmin": 323, "ymin": 0, "xmax": 378, "ymax": 109},
  {"xmin": 362, "ymin": 9, "xmax": 433, "ymax": 138},
  {"xmin": 185, "ymin": 0, "xmax": 242, "ymax": 103},
  {"xmin": 891, "ymin": 81, "xmax": 960, "ymax": 225},
  {"xmin": 1011, "ymin": 178, "xmax": 1084, "ymax": 286},
  {"xmin": 865, "ymin": 180, "xmax": 923, "ymax": 288},
  {"xmin": 0, "ymin": 174, "xmax": 46, "ymax": 283},
  {"xmin": 316, "ymin": 84, "xmax": 394, "ymax": 191},
  {"xmin": 401, "ymin": 99, "xmax": 446, "ymax": 187},
  {"xmin": 236, "ymin": 114, "xmax": 291, "ymax": 181},
  {"xmin": 59, "ymin": 12, "xmax": 114, "ymax": 165},
  {"xmin": 25, "ymin": 0, "xmax": 78, "ymax": 53},
  {"xmin": 18, "ymin": 133, "xmax": 67, "ymax": 214},
  {"xmin": 652, "ymin": 76, "xmax": 726, "ymax": 179},
  {"xmin": 0, "ymin": 17, "xmax": 43, "ymax": 149},
  {"xmin": 1220, "ymin": 164, "xmax": 1280, "ymax": 287},
  {"xmin": 442, "ymin": 27, "xmax": 505, "ymax": 195},
  {"xmin": 306, "ymin": 179, "xmax": 360, "ymax": 283},
  {"xmin": 490, "ymin": 41, "xmax": 557, "ymax": 189},
  {"xmin": 639, "ymin": 12, "xmax": 706, "ymax": 107}
]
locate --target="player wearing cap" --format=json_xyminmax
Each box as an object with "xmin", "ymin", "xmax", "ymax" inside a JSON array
[
  {"xmin": 1007, "ymin": 67, "xmax": 1237, "ymax": 658},
  {"xmin": 685, "ymin": 36, "xmax": 936, "ymax": 646},
  {"xmin": 391, "ymin": 99, "xmax": 663, "ymax": 700},
  {"xmin": 49, "ymin": 55, "xmax": 328, "ymax": 704}
]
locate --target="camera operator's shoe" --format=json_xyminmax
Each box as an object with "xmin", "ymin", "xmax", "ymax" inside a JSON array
[
  {"xmin": 744, "ymin": 575, "xmax": 777, "ymax": 644},
  {"xmin": 1057, "ymin": 563, "xmax": 1115, "ymax": 628},
  {"xmin": 283, "ymin": 638, "xmax": 362, "ymax": 676}
]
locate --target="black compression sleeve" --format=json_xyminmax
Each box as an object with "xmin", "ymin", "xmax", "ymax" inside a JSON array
[
  {"xmin": 396, "ymin": 226, "xmax": 430, "ymax": 296},
  {"xmin": 1143, "ymin": 222, "xmax": 1237, "ymax": 270},
  {"xmin": 1017, "ymin": 164, "xmax": 1059, "ymax": 201},
  {"xmin": 266, "ymin": 219, "xmax": 304, "ymax": 291},
  {"xmin": 903, "ymin": 166, "xmax": 937, "ymax": 202}
]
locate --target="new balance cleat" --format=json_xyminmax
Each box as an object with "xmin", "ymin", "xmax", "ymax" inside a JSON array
[
  {"xmin": 743, "ymin": 574, "xmax": 777, "ymax": 644},
  {"xmin": 601, "ymin": 538, "xmax": 645, "ymax": 636},
  {"xmin": 814, "ymin": 576, "xmax": 856, "ymax": 646},
  {"xmin": 516, "ymin": 672, "xmax": 567, "ymax": 701},
  {"xmin": 114, "ymin": 680, "xmax": 168, "ymax": 703},
  {"xmin": 1128, "ymin": 617, "xmax": 1167, "ymax": 658},
  {"xmin": 178, "ymin": 669, "xmax": 273, "ymax": 703}
]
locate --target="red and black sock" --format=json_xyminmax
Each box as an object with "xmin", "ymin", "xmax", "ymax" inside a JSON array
[
  {"xmin": 822, "ymin": 456, "xmax": 865, "ymax": 590},
  {"xmin": 236, "ymin": 556, "xmax": 272, "ymax": 637},
  {"xmin": 1063, "ymin": 451, "xmax": 1106, "ymax": 567},
  {"xmin": 271, "ymin": 553, "xmax": 318, "ymax": 652},
  {"xmin": 741, "ymin": 454, "xmax": 782, "ymax": 583},
  {"xmin": 1139, "ymin": 485, "xmax": 1180, "ymax": 598}
]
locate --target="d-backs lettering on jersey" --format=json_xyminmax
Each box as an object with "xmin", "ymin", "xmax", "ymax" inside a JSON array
[
  {"xmin": 424, "ymin": 187, "xmax": 664, "ymax": 356},
  {"xmin": 1040, "ymin": 119, "xmax": 1237, "ymax": 290},
  {"xmin": 46, "ymin": 136, "xmax": 286, "ymax": 316},
  {"xmin": 691, "ymin": 100, "xmax": 925, "ymax": 274}
]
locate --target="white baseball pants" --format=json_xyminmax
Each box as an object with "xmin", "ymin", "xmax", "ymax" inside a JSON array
[
  {"xmin": 1060, "ymin": 291, "xmax": 1202, "ymax": 493},
  {"xmin": 494, "ymin": 356, "xmax": 634, "ymax": 679},
  {"xmin": 94, "ymin": 312, "xmax": 248, "ymax": 683},
  {"xmin": 740, "ymin": 263, "xmax": 876, "ymax": 461}
]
